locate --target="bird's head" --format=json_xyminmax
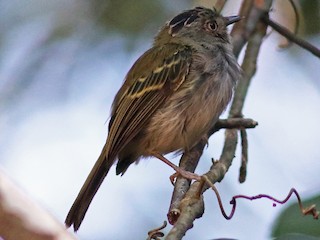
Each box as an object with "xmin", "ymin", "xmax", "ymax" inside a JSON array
[{"xmin": 154, "ymin": 7, "xmax": 241, "ymax": 48}]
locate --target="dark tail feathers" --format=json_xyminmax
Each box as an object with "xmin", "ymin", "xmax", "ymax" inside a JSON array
[{"xmin": 65, "ymin": 148, "xmax": 114, "ymax": 231}]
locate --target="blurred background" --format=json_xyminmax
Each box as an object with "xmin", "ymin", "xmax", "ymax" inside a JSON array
[{"xmin": 1, "ymin": 0, "xmax": 319, "ymax": 239}]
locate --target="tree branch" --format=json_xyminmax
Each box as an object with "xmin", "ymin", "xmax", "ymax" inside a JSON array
[
  {"xmin": 0, "ymin": 170, "xmax": 76, "ymax": 240},
  {"xmin": 211, "ymin": 118, "xmax": 258, "ymax": 134},
  {"xmin": 167, "ymin": 118, "xmax": 257, "ymax": 224},
  {"xmin": 167, "ymin": 138, "xmax": 205, "ymax": 225}
]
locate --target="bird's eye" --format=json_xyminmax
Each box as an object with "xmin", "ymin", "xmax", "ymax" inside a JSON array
[{"xmin": 206, "ymin": 21, "xmax": 218, "ymax": 32}]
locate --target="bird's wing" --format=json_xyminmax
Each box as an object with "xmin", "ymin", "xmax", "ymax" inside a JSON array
[{"xmin": 106, "ymin": 44, "xmax": 193, "ymax": 160}]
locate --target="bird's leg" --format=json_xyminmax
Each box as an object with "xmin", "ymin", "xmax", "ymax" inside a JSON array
[{"xmin": 152, "ymin": 152, "xmax": 201, "ymax": 184}]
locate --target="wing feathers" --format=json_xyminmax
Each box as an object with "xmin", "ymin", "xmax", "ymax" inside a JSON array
[{"xmin": 106, "ymin": 44, "xmax": 192, "ymax": 162}]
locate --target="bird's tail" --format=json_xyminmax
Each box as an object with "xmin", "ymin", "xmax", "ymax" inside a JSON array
[{"xmin": 65, "ymin": 145, "xmax": 114, "ymax": 231}]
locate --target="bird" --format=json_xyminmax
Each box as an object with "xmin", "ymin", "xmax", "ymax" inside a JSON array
[{"xmin": 65, "ymin": 6, "xmax": 241, "ymax": 231}]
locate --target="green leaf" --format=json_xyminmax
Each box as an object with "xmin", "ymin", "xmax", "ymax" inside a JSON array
[{"xmin": 271, "ymin": 194, "xmax": 320, "ymax": 238}]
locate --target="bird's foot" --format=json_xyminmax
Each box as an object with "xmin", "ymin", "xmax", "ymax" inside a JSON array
[
  {"xmin": 169, "ymin": 169, "xmax": 201, "ymax": 185},
  {"xmin": 151, "ymin": 152, "xmax": 201, "ymax": 185}
]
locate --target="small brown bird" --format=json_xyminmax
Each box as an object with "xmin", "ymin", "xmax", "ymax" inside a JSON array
[{"xmin": 66, "ymin": 7, "xmax": 241, "ymax": 231}]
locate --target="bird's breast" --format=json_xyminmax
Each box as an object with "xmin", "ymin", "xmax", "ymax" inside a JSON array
[{"xmin": 142, "ymin": 49, "xmax": 237, "ymax": 155}]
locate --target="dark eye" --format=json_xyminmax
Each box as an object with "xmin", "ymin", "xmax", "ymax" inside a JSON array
[{"xmin": 206, "ymin": 21, "xmax": 218, "ymax": 32}]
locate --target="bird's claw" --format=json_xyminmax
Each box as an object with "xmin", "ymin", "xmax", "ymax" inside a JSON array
[{"xmin": 169, "ymin": 169, "xmax": 201, "ymax": 185}]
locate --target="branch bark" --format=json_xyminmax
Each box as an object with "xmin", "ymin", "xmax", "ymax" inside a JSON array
[{"xmin": 0, "ymin": 170, "xmax": 76, "ymax": 240}]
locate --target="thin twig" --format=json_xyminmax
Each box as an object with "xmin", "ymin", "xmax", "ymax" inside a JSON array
[
  {"xmin": 210, "ymin": 118, "xmax": 258, "ymax": 135},
  {"xmin": 263, "ymin": 16, "xmax": 320, "ymax": 58},
  {"xmin": 239, "ymin": 128, "xmax": 248, "ymax": 183}
]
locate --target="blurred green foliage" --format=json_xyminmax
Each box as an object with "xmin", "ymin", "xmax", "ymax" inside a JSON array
[
  {"xmin": 272, "ymin": 194, "xmax": 320, "ymax": 238},
  {"xmin": 300, "ymin": 0, "xmax": 320, "ymax": 35},
  {"xmin": 274, "ymin": 233, "xmax": 320, "ymax": 240},
  {"xmin": 90, "ymin": 0, "xmax": 167, "ymax": 35}
]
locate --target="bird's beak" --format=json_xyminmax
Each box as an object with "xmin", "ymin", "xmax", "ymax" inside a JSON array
[{"xmin": 225, "ymin": 15, "xmax": 242, "ymax": 26}]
